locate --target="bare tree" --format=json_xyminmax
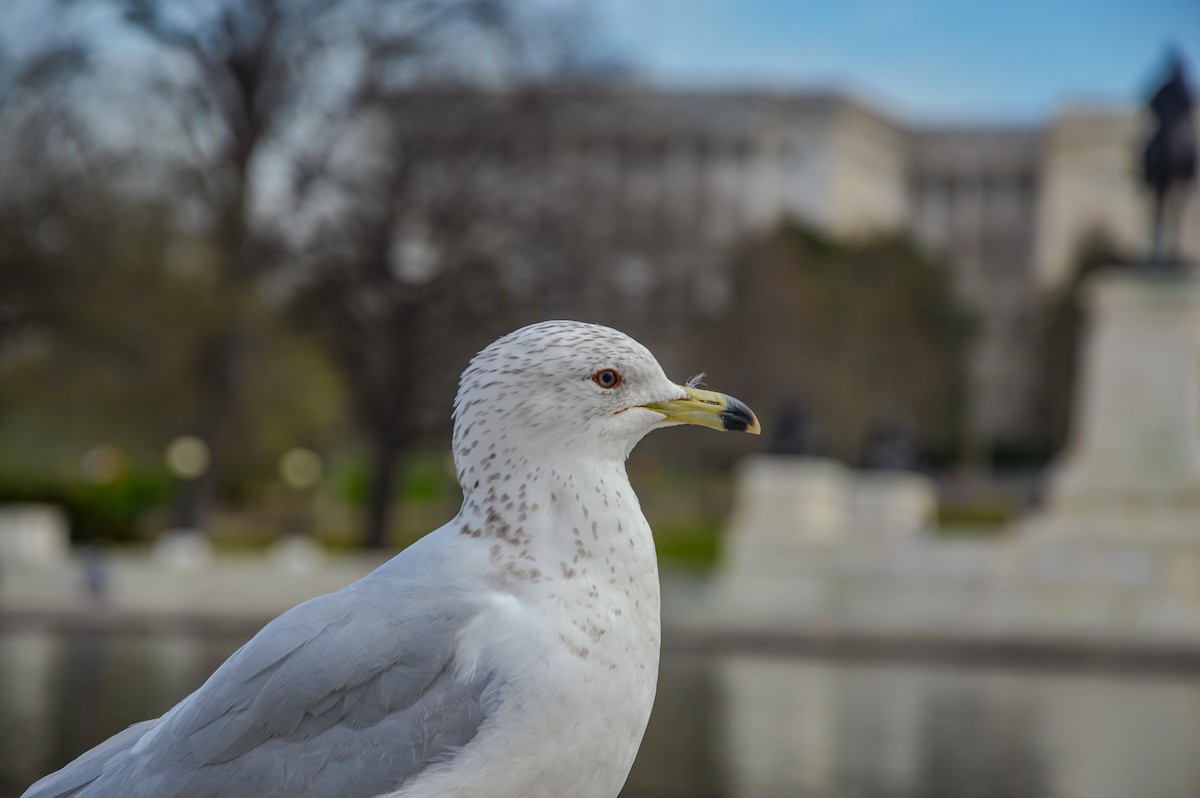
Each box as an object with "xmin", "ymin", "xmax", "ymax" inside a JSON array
[
  {"xmin": 273, "ymin": 7, "xmax": 636, "ymax": 548},
  {"xmin": 286, "ymin": 88, "xmax": 562, "ymax": 548},
  {"xmin": 111, "ymin": 0, "xmax": 520, "ymax": 533},
  {"xmin": 3, "ymin": 0, "xmax": 634, "ymax": 548},
  {"xmin": 107, "ymin": 0, "xmax": 301, "ymax": 531},
  {"xmin": 0, "ymin": 27, "xmax": 95, "ymax": 349}
]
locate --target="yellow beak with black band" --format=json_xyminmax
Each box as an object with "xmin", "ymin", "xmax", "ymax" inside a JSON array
[{"xmin": 640, "ymin": 385, "xmax": 761, "ymax": 435}]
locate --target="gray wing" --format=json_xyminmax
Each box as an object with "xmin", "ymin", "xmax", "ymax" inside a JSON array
[{"xmin": 24, "ymin": 560, "xmax": 495, "ymax": 798}]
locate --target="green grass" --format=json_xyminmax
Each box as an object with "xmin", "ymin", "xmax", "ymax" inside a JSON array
[
  {"xmin": 935, "ymin": 501, "xmax": 1013, "ymax": 537},
  {"xmin": 650, "ymin": 518, "xmax": 723, "ymax": 570}
]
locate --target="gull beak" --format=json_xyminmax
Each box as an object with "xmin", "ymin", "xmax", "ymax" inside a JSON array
[{"xmin": 640, "ymin": 385, "xmax": 761, "ymax": 435}]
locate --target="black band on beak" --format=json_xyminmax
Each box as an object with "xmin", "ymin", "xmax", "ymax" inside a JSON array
[{"xmin": 720, "ymin": 396, "xmax": 757, "ymax": 432}]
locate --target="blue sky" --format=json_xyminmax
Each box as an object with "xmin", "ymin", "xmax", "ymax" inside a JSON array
[{"xmin": 596, "ymin": 0, "xmax": 1200, "ymax": 123}]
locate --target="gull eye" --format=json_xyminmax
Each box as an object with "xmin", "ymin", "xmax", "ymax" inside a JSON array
[{"xmin": 592, "ymin": 368, "xmax": 622, "ymax": 390}]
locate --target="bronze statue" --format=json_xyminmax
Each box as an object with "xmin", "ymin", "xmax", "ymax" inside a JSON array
[
  {"xmin": 1142, "ymin": 54, "xmax": 1196, "ymax": 267},
  {"xmin": 858, "ymin": 414, "xmax": 918, "ymax": 471},
  {"xmin": 769, "ymin": 398, "xmax": 827, "ymax": 457}
]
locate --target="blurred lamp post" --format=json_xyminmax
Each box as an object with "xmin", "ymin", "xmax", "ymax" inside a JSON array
[
  {"xmin": 165, "ymin": 436, "xmax": 210, "ymax": 481},
  {"xmin": 279, "ymin": 446, "xmax": 323, "ymax": 539},
  {"xmin": 272, "ymin": 447, "xmax": 325, "ymax": 572},
  {"xmin": 158, "ymin": 435, "xmax": 214, "ymax": 568},
  {"xmin": 78, "ymin": 445, "xmax": 122, "ymax": 597},
  {"xmin": 279, "ymin": 447, "xmax": 323, "ymax": 491}
]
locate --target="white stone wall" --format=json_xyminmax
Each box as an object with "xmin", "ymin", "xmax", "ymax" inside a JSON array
[{"xmin": 826, "ymin": 100, "xmax": 910, "ymax": 237}]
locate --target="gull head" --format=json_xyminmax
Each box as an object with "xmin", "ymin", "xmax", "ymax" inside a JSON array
[{"xmin": 452, "ymin": 321, "xmax": 759, "ymax": 478}]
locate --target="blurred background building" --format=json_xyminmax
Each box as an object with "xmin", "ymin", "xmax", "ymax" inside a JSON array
[{"xmin": 398, "ymin": 87, "xmax": 1200, "ymax": 452}]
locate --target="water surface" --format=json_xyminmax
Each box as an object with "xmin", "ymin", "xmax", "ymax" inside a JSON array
[{"xmin": 3, "ymin": 630, "xmax": 1199, "ymax": 797}]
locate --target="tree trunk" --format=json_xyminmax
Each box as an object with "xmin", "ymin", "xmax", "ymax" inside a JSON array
[
  {"xmin": 169, "ymin": 325, "xmax": 244, "ymax": 533},
  {"xmin": 171, "ymin": 466, "xmax": 216, "ymax": 531},
  {"xmin": 364, "ymin": 435, "xmax": 403, "ymax": 550}
]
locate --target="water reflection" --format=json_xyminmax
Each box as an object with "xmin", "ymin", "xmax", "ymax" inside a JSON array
[
  {"xmin": 717, "ymin": 657, "xmax": 1054, "ymax": 798},
  {"xmin": 2, "ymin": 630, "xmax": 1200, "ymax": 798},
  {"xmin": 0, "ymin": 630, "xmax": 58, "ymax": 795},
  {"xmin": 713, "ymin": 656, "xmax": 1200, "ymax": 798},
  {"xmin": 0, "ymin": 629, "xmax": 241, "ymax": 796}
]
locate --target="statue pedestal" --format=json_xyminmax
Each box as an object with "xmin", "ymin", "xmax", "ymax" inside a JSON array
[
  {"xmin": 154, "ymin": 529, "xmax": 215, "ymax": 570},
  {"xmin": 848, "ymin": 472, "xmax": 937, "ymax": 541},
  {"xmin": 1039, "ymin": 271, "xmax": 1200, "ymax": 540},
  {"xmin": 713, "ymin": 456, "xmax": 850, "ymax": 622},
  {"xmin": 723, "ymin": 456, "xmax": 849, "ymax": 552}
]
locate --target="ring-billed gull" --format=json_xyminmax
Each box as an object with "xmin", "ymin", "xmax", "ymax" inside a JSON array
[{"xmin": 25, "ymin": 320, "xmax": 760, "ymax": 798}]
